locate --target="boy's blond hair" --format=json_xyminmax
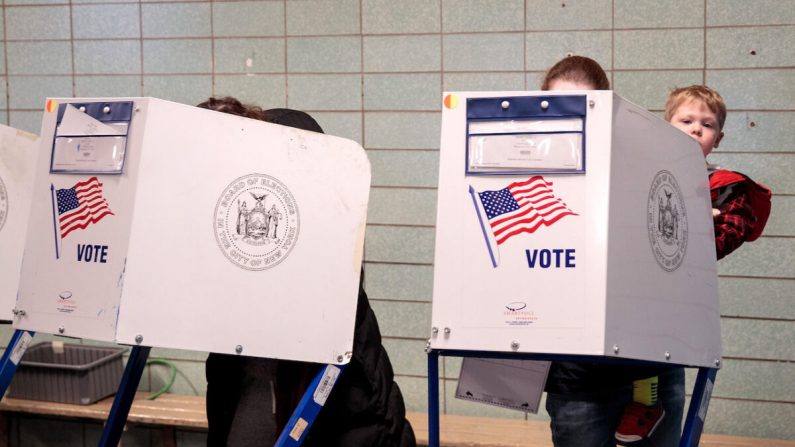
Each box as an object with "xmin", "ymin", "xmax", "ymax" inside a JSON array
[{"xmin": 664, "ymin": 85, "xmax": 727, "ymax": 131}]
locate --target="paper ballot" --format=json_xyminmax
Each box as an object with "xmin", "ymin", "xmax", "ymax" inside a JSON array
[
  {"xmin": 57, "ymin": 104, "xmax": 125, "ymax": 136},
  {"xmin": 455, "ymin": 358, "xmax": 550, "ymax": 413},
  {"xmin": 51, "ymin": 105, "xmax": 127, "ymax": 173}
]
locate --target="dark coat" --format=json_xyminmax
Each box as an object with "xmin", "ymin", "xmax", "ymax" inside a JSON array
[{"xmin": 277, "ymin": 281, "xmax": 416, "ymax": 447}]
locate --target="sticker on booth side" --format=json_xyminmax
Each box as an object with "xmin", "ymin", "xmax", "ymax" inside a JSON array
[
  {"xmin": 45, "ymin": 99, "xmax": 58, "ymax": 113},
  {"xmin": 444, "ymin": 94, "xmax": 459, "ymax": 109}
]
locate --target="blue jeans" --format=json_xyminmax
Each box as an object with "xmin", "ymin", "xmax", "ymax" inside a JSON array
[{"xmin": 546, "ymin": 368, "xmax": 685, "ymax": 447}]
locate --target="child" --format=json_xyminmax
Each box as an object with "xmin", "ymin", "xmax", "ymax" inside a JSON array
[{"xmin": 614, "ymin": 85, "xmax": 772, "ymax": 445}]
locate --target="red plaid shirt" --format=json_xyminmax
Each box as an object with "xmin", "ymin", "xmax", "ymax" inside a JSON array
[{"xmin": 711, "ymin": 180, "xmax": 755, "ymax": 260}]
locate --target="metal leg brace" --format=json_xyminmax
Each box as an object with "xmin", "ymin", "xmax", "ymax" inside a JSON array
[
  {"xmin": 98, "ymin": 345, "xmax": 151, "ymax": 447},
  {"xmin": 0, "ymin": 329, "xmax": 35, "ymax": 397},
  {"xmin": 679, "ymin": 367, "xmax": 718, "ymax": 447},
  {"xmin": 275, "ymin": 363, "xmax": 347, "ymax": 446}
]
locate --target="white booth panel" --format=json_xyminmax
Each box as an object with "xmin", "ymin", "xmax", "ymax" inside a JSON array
[
  {"xmin": 604, "ymin": 100, "xmax": 721, "ymax": 367},
  {"xmin": 15, "ymin": 98, "xmax": 369, "ymax": 365}
]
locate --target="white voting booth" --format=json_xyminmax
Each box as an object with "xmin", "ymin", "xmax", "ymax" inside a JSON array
[
  {"xmin": 432, "ymin": 90, "xmax": 720, "ymax": 363},
  {"xmin": 14, "ymin": 98, "xmax": 370, "ymax": 365},
  {"xmin": 0, "ymin": 125, "xmax": 39, "ymax": 321},
  {"xmin": 427, "ymin": 91, "xmax": 722, "ymax": 444}
]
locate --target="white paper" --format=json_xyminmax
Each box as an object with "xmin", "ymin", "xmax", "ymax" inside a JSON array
[
  {"xmin": 455, "ymin": 358, "xmax": 550, "ymax": 413},
  {"xmin": 51, "ymin": 105, "xmax": 128, "ymax": 173},
  {"xmin": 56, "ymin": 104, "xmax": 125, "ymax": 136}
]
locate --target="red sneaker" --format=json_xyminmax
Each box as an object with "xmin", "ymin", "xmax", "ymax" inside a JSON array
[{"xmin": 615, "ymin": 402, "xmax": 665, "ymax": 445}]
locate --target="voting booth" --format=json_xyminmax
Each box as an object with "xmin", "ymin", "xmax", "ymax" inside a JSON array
[
  {"xmin": 431, "ymin": 90, "xmax": 721, "ymax": 366},
  {"xmin": 0, "ymin": 125, "xmax": 39, "ymax": 321},
  {"xmin": 427, "ymin": 91, "xmax": 722, "ymax": 446},
  {"xmin": 14, "ymin": 98, "xmax": 370, "ymax": 366}
]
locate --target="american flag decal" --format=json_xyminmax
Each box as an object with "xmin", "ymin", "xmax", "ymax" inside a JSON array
[
  {"xmin": 56, "ymin": 177, "xmax": 114, "ymax": 239},
  {"xmin": 476, "ymin": 176, "xmax": 577, "ymax": 246}
]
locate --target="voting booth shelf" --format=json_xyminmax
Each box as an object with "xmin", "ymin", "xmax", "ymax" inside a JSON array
[{"xmin": 428, "ymin": 91, "xmax": 722, "ymax": 447}]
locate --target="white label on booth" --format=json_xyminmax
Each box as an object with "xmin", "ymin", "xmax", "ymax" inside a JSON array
[
  {"xmin": 289, "ymin": 418, "xmax": 308, "ymax": 441},
  {"xmin": 9, "ymin": 332, "xmax": 34, "ymax": 365},
  {"xmin": 313, "ymin": 365, "xmax": 341, "ymax": 406}
]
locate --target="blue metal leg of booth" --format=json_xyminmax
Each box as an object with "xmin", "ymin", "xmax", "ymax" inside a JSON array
[
  {"xmin": 275, "ymin": 363, "xmax": 347, "ymax": 446},
  {"xmin": 428, "ymin": 350, "xmax": 440, "ymax": 447},
  {"xmin": 679, "ymin": 367, "xmax": 718, "ymax": 447},
  {"xmin": 98, "ymin": 345, "xmax": 151, "ymax": 447},
  {"xmin": 0, "ymin": 329, "xmax": 35, "ymax": 397}
]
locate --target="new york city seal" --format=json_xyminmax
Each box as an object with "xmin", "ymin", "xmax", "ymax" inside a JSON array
[
  {"xmin": 214, "ymin": 174, "xmax": 299, "ymax": 271},
  {"xmin": 647, "ymin": 170, "xmax": 688, "ymax": 272}
]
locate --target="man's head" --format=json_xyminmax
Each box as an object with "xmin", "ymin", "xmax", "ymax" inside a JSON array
[{"xmin": 664, "ymin": 85, "xmax": 726, "ymax": 157}]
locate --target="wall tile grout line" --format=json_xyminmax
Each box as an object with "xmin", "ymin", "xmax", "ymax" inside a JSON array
[
  {"xmin": 209, "ymin": 0, "xmax": 215, "ymax": 97},
  {"xmin": 68, "ymin": 0, "xmax": 75, "ymax": 98},
  {"xmin": 138, "ymin": 0, "xmax": 144, "ymax": 96},
  {"xmin": 282, "ymin": 0, "xmax": 288, "ymax": 108},
  {"xmin": 703, "ymin": 0, "xmax": 708, "ymax": 84},
  {"xmin": 2, "ymin": 0, "xmax": 8, "ymax": 125}
]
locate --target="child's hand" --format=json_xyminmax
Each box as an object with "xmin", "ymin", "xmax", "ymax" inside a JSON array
[{"xmin": 712, "ymin": 208, "xmax": 721, "ymax": 217}]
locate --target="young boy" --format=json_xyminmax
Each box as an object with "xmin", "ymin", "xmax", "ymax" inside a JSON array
[{"xmin": 615, "ymin": 85, "xmax": 772, "ymax": 445}]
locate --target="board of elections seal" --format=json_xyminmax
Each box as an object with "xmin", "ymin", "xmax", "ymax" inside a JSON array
[
  {"xmin": 647, "ymin": 170, "xmax": 688, "ymax": 272},
  {"xmin": 0, "ymin": 176, "xmax": 7, "ymax": 233},
  {"xmin": 214, "ymin": 174, "xmax": 299, "ymax": 271}
]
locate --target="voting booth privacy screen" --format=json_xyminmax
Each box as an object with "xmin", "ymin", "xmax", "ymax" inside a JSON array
[
  {"xmin": 14, "ymin": 98, "xmax": 370, "ymax": 365},
  {"xmin": 431, "ymin": 91, "xmax": 721, "ymax": 368},
  {"xmin": 0, "ymin": 125, "xmax": 39, "ymax": 321}
]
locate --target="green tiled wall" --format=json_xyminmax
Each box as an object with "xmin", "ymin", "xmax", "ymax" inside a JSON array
[{"xmin": 0, "ymin": 1, "xmax": 792, "ymax": 445}]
